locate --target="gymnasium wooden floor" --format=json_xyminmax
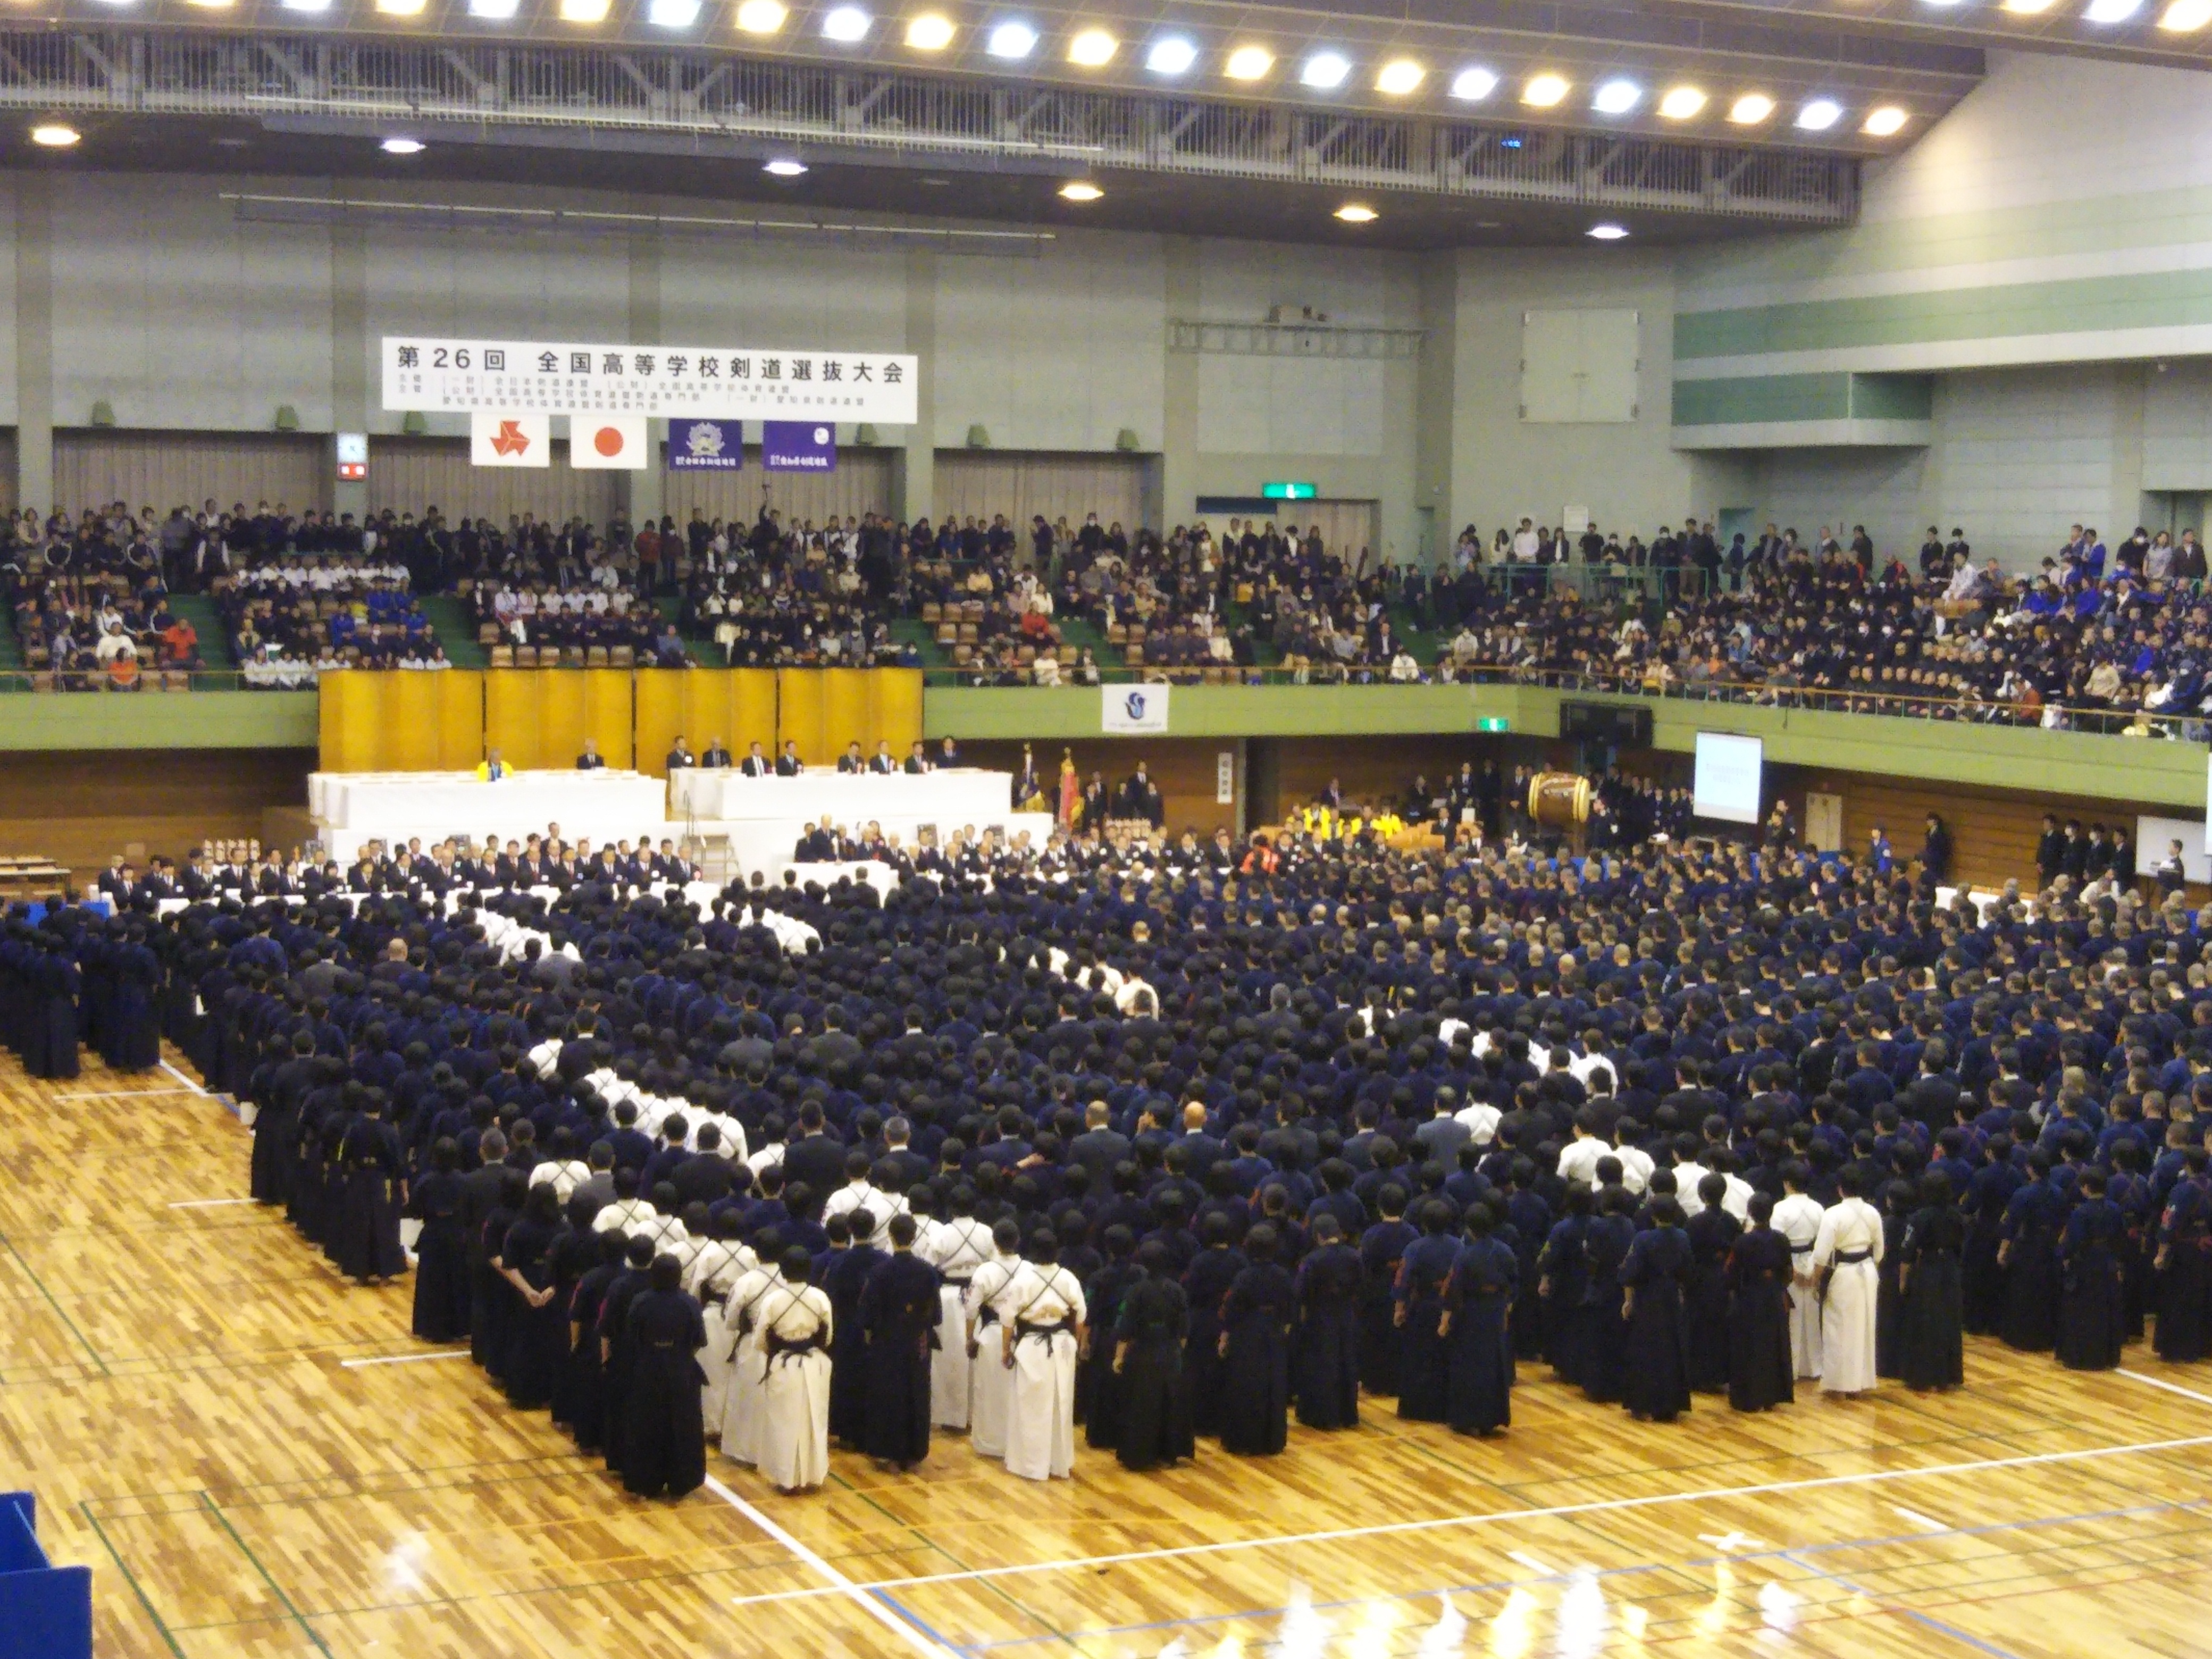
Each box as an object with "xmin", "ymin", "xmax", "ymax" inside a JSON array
[{"xmin": 10, "ymin": 1050, "xmax": 2212, "ymax": 1658}]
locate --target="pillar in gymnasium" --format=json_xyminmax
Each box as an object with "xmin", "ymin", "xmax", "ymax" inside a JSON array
[
  {"xmin": 893, "ymin": 246, "xmax": 936, "ymax": 525},
  {"xmin": 14, "ymin": 173, "xmax": 53, "ymax": 515},
  {"xmin": 330, "ymin": 225, "xmax": 370, "ymax": 522},
  {"xmin": 1159, "ymin": 236, "xmax": 1200, "ymax": 533},
  {"xmin": 624, "ymin": 234, "xmax": 666, "ymax": 531}
]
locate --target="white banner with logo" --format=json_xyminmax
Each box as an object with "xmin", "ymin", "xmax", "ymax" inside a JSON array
[
  {"xmin": 1102, "ymin": 683, "xmax": 1170, "ymax": 734},
  {"xmin": 469, "ymin": 410, "xmax": 549, "ymax": 467},
  {"xmin": 384, "ymin": 337, "xmax": 918, "ymax": 425}
]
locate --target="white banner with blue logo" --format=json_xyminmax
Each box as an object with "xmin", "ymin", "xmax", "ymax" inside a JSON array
[
  {"xmin": 1102, "ymin": 683, "xmax": 1170, "ymax": 733},
  {"xmin": 668, "ymin": 417, "xmax": 742, "ymax": 471}
]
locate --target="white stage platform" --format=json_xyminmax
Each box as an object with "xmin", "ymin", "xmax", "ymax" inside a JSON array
[
  {"xmin": 308, "ymin": 769, "xmax": 675, "ymax": 863},
  {"xmin": 668, "ymin": 767, "xmax": 1016, "ymax": 825}
]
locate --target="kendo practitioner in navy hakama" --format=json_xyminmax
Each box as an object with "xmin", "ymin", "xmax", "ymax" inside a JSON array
[
  {"xmin": 1724, "ymin": 1193, "xmax": 1795, "ymax": 1412},
  {"xmin": 1180, "ymin": 1217, "xmax": 1246, "ymax": 1437},
  {"xmin": 619, "ymin": 1255, "xmax": 709, "ymax": 1500},
  {"xmin": 1619, "ymin": 1198, "xmax": 1694, "ymax": 1423},
  {"xmin": 409, "ymin": 1139, "xmax": 472, "ymax": 1341},
  {"xmin": 563, "ymin": 1234, "xmax": 630, "ymax": 1454},
  {"xmin": 1961, "ymin": 1134, "xmax": 2022, "ymax": 1336},
  {"xmin": 1875, "ymin": 1180, "xmax": 1914, "ymax": 1381},
  {"xmin": 1998, "ymin": 1151, "xmax": 2064, "ymax": 1353},
  {"xmin": 825, "ymin": 1209, "xmax": 887, "ymax": 1448},
  {"xmin": 1682, "ymin": 1174, "xmax": 1740, "ymax": 1394},
  {"xmin": 474, "ymin": 1171, "xmax": 529, "ymax": 1387},
  {"xmin": 1216, "ymin": 1224, "xmax": 1297, "ymax": 1456},
  {"xmin": 2155, "ymin": 1150, "xmax": 2212, "ymax": 1363},
  {"xmin": 548, "ymin": 1194, "xmax": 610, "ymax": 1435},
  {"xmin": 1578, "ymin": 1188, "xmax": 1638, "ymax": 1405},
  {"xmin": 859, "ymin": 1213, "xmax": 942, "ymax": 1471},
  {"xmin": 1355, "ymin": 1192, "xmax": 1415, "ymax": 1397},
  {"xmin": 331, "ymin": 1092, "xmax": 408, "ymax": 1286},
  {"xmin": 1895, "ymin": 1173, "xmax": 1965, "ymax": 1391},
  {"xmin": 1292, "ymin": 1214, "xmax": 1362, "ymax": 1430},
  {"xmin": 30, "ymin": 941, "xmax": 81, "ymax": 1080},
  {"xmin": 1111, "ymin": 1241, "xmax": 1194, "ymax": 1471},
  {"xmin": 106, "ymin": 923, "xmax": 163, "ymax": 1072},
  {"xmin": 497, "ymin": 1184, "xmax": 568, "ymax": 1410},
  {"xmin": 2055, "ymin": 1169, "xmax": 2126, "ymax": 1372},
  {"xmin": 596, "ymin": 1236, "xmax": 660, "ymax": 1477},
  {"xmin": 252, "ymin": 1032, "xmax": 317, "ymax": 1208},
  {"xmin": 1394, "ymin": 1201, "xmax": 1460, "ymax": 1422},
  {"xmin": 1441, "ymin": 1206, "xmax": 1517, "ymax": 1437},
  {"xmin": 1082, "ymin": 1227, "xmax": 1143, "ymax": 1450},
  {"xmin": 1539, "ymin": 1187, "xmax": 1593, "ymax": 1384}
]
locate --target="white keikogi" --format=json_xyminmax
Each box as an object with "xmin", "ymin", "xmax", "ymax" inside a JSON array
[
  {"xmin": 753, "ymin": 1267, "xmax": 835, "ymax": 1493},
  {"xmin": 1772, "ymin": 1188, "xmax": 1828, "ymax": 1379},
  {"xmin": 714, "ymin": 1256, "xmax": 785, "ymax": 1466},
  {"xmin": 965, "ymin": 1245, "xmax": 1026, "ymax": 1459},
  {"xmin": 686, "ymin": 1238, "xmax": 752, "ymax": 1431},
  {"xmin": 923, "ymin": 1214, "xmax": 996, "ymax": 1429},
  {"xmin": 999, "ymin": 1259, "xmax": 1087, "ymax": 1482},
  {"xmin": 1812, "ymin": 1192, "xmax": 1885, "ymax": 1394}
]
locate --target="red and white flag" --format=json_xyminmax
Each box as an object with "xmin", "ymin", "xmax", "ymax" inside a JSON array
[
  {"xmin": 569, "ymin": 414, "xmax": 648, "ymax": 470},
  {"xmin": 470, "ymin": 411, "xmax": 549, "ymax": 467}
]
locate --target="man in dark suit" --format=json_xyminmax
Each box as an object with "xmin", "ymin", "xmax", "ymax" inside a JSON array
[
  {"xmin": 781, "ymin": 1101, "xmax": 848, "ymax": 1197},
  {"xmin": 1068, "ymin": 1100, "xmax": 1132, "ymax": 1188},
  {"xmin": 665, "ymin": 735, "xmax": 695, "ymax": 769},
  {"xmin": 1175, "ymin": 1101, "xmax": 1229, "ymax": 1182},
  {"xmin": 836, "ymin": 741, "xmax": 866, "ymax": 774},
  {"xmin": 734, "ymin": 740, "xmax": 765, "ymax": 775},
  {"xmin": 871, "ymin": 1117, "xmax": 932, "ymax": 1193},
  {"xmin": 576, "ymin": 738, "xmax": 607, "ymax": 770},
  {"xmin": 776, "ymin": 740, "xmax": 805, "ymax": 777},
  {"xmin": 902, "ymin": 741, "xmax": 932, "ymax": 775},
  {"xmin": 869, "ymin": 741, "xmax": 898, "ymax": 775}
]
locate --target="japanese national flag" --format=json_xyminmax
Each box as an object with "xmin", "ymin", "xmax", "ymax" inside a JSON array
[
  {"xmin": 569, "ymin": 414, "xmax": 648, "ymax": 470},
  {"xmin": 471, "ymin": 410, "xmax": 549, "ymax": 467}
]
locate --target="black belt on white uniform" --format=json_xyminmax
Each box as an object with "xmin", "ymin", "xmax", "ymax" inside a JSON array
[
  {"xmin": 942, "ymin": 1274, "xmax": 973, "ymax": 1287},
  {"xmin": 1015, "ymin": 1317, "xmax": 1077, "ymax": 1344},
  {"xmin": 1832, "ymin": 1249, "xmax": 1874, "ymax": 1266},
  {"xmin": 1789, "ymin": 1242, "xmax": 1814, "ymax": 1255}
]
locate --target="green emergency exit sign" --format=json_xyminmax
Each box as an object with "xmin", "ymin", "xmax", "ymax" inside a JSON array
[
  {"xmin": 1476, "ymin": 717, "xmax": 1510, "ymax": 732},
  {"xmin": 1260, "ymin": 481, "xmax": 1318, "ymax": 500}
]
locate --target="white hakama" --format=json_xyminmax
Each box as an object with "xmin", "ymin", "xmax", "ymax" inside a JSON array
[
  {"xmin": 1000, "ymin": 1265, "xmax": 1085, "ymax": 1482},
  {"xmin": 1773, "ymin": 1193, "xmax": 1826, "ymax": 1379},
  {"xmin": 970, "ymin": 1325, "xmax": 1010, "ymax": 1457},
  {"xmin": 1813, "ymin": 1197, "xmax": 1885, "ymax": 1395},
  {"xmin": 756, "ymin": 1283, "xmax": 834, "ymax": 1492},
  {"xmin": 931, "ymin": 1285, "xmax": 973, "ymax": 1429}
]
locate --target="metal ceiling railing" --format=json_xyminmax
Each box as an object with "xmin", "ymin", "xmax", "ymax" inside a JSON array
[{"xmin": 0, "ymin": 31, "xmax": 1859, "ymax": 220}]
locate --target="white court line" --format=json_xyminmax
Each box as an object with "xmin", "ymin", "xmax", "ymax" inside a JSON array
[
  {"xmin": 339, "ymin": 1350, "xmax": 473, "ymax": 1370},
  {"xmin": 1891, "ymin": 1506, "xmax": 1949, "ymax": 1532},
  {"xmin": 168, "ymin": 1198, "xmax": 257, "ymax": 1210},
  {"xmin": 2118, "ymin": 1369, "xmax": 2212, "ymax": 1408},
  {"xmin": 158, "ymin": 1060, "xmax": 209, "ymax": 1095},
  {"xmin": 702, "ymin": 1474, "xmax": 958, "ymax": 1659},
  {"xmin": 58, "ymin": 1088, "xmax": 203, "ymax": 1100},
  {"xmin": 719, "ymin": 1427, "xmax": 2212, "ymax": 1614}
]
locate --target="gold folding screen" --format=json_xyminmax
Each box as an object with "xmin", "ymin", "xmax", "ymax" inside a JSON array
[{"xmin": 316, "ymin": 668, "xmax": 917, "ymax": 778}]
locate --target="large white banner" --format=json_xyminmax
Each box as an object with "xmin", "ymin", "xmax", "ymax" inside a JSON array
[
  {"xmin": 1102, "ymin": 683, "xmax": 1170, "ymax": 733},
  {"xmin": 384, "ymin": 336, "xmax": 919, "ymax": 424}
]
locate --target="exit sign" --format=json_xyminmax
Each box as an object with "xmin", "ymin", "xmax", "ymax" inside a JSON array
[
  {"xmin": 1476, "ymin": 716, "xmax": 1510, "ymax": 732},
  {"xmin": 1261, "ymin": 481, "xmax": 1317, "ymax": 500}
]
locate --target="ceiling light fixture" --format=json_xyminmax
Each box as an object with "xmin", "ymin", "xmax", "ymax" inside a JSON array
[
  {"xmin": 986, "ymin": 19, "xmax": 1036, "ymax": 56},
  {"xmin": 468, "ymin": 0, "xmax": 519, "ymax": 16},
  {"xmin": 1593, "ymin": 77, "xmax": 1641, "ymax": 114},
  {"xmin": 734, "ymin": 0, "xmax": 785, "ymax": 31},
  {"xmin": 558, "ymin": 0, "xmax": 611, "ymax": 22},
  {"xmin": 1376, "ymin": 58, "xmax": 1425, "ymax": 95},
  {"xmin": 279, "ymin": 0, "xmax": 331, "ymax": 12},
  {"xmin": 1521, "ymin": 72, "xmax": 1569, "ymax": 106},
  {"xmin": 2085, "ymin": 0, "xmax": 2142, "ymax": 18},
  {"xmin": 2160, "ymin": 0, "xmax": 2212, "ymax": 26},
  {"xmin": 905, "ymin": 12, "xmax": 953, "ymax": 48},
  {"xmin": 30, "ymin": 123, "xmax": 79, "ymax": 147},
  {"xmin": 2001, "ymin": 0, "xmax": 2055, "ymax": 12},
  {"xmin": 1301, "ymin": 51, "xmax": 1350, "ymax": 89},
  {"xmin": 373, "ymin": 0, "xmax": 426, "ymax": 15},
  {"xmin": 1729, "ymin": 92, "xmax": 1775, "ymax": 123},
  {"xmin": 1863, "ymin": 104, "xmax": 1908, "ymax": 135},
  {"xmin": 1068, "ymin": 27, "xmax": 1117, "ymax": 65},
  {"xmin": 1449, "ymin": 66, "xmax": 1498, "ymax": 101},
  {"xmin": 379, "ymin": 136, "xmax": 424, "ymax": 154},
  {"xmin": 1335, "ymin": 203, "xmax": 1377, "ymax": 223},
  {"xmin": 1587, "ymin": 222, "xmax": 1629, "ymax": 240},
  {"xmin": 1059, "ymin": 180, "xmax": 1102, "ymax": 201},
  {"xmin": 1658, "ymin": 85, "xmax": 1706, "ymax": 119},
  {"xmin": 1145, "ymin": 35, "xmax": 1197, "ymax": 74},
  {"xmin": 1795, "ymin": 97, "xmax": 1842, "ymax": 130},
  {"xmin": 1224, "ymin": 45, "xmax": 1273, "ymax": 80},
  {"xmin": 822, "ymin": 5, "xmax": 871, "ymax": 41},
  {"xmin": 764, "ymin": 157, "xmax": 808, "ymax": 176},
  {"xmin": 648, "ymin": 0, "xmax": 700, "ymax": 24}
]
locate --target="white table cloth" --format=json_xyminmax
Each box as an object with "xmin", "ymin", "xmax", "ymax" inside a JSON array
[{"xmin": 667, "ymin": 768, "xmax": 1016, "ymax": 826}]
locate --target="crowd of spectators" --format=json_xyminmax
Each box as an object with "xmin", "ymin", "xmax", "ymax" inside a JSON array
[{"xmin": 5, "ymin": 493, "xmax": 2212, "ymax": 734}]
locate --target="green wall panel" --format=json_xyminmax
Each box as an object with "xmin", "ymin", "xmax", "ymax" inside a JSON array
[{"xmin": 0, "ymin": 691, "xmax": 319, "ymax": 751}]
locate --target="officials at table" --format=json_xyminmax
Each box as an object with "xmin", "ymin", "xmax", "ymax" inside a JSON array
[
  {"xmin": 904, "ymin": 741, "xmax": 933, "ymax": 775},
  {"xmin": 475, "ymin": 748, "xmax": 509, "ymax": 782},
  {"xmin": 735, "ymin": 741, "xmax": 764, "ymax": 774},
  {"xmin": 666, "ymin": 736, "xmax": 694, "ymax": 769},
  {"xmin": 776, "ymin": 741, "xmax": 805, "ymax": 777},
  {"xmin": 577, "ymin": 739, "xmax": 606, "ymax": 771},
  {"xmin": 870, "ymin": 742, "xmax": 898, "ymax": 774}
]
